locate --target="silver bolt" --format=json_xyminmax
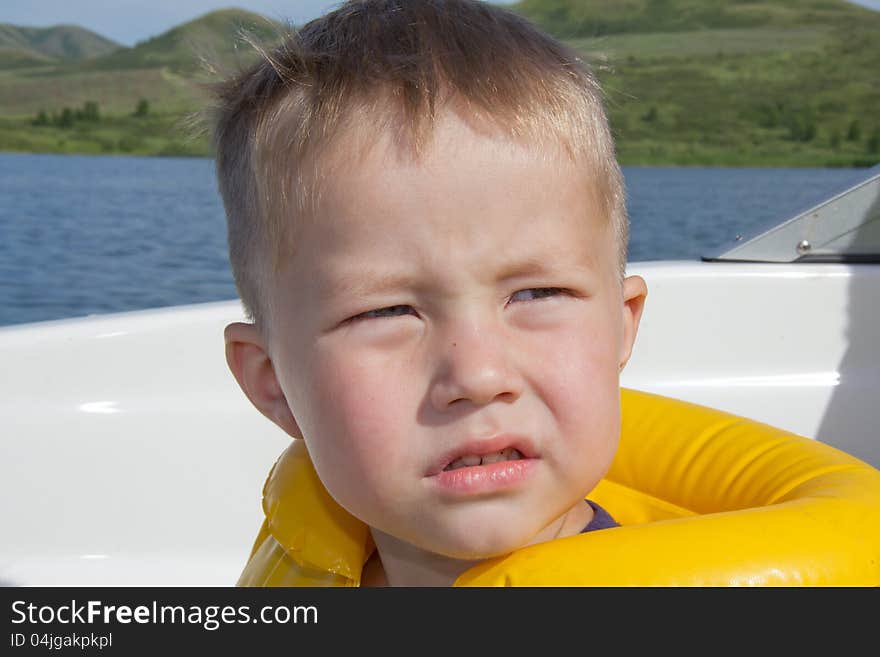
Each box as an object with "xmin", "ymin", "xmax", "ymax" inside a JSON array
[{"xmin": 796, "ymin": 239, "xmax": 811, "ymax": 254}]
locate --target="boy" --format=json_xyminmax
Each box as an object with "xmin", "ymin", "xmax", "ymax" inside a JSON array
[{"xmin": 214, "ymin": 0, "xmax": 647, "ymax": 586}]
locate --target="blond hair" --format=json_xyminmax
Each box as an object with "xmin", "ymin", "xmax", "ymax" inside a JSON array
[{"xmin": 211, "ymin": 0, "xmax": 627, "ymax": 326}]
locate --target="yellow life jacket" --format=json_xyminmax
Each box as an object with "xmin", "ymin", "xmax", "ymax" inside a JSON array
[{"xmin": 237, "ymin": 388, "xmax": 880, "ymax": 586}]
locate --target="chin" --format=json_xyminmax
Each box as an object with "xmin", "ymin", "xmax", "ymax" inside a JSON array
[{"xmin": 423, "ymin": 524, "xmax": 538, "ymax": 561}]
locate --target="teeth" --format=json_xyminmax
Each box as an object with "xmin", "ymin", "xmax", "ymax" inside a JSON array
[{"xmin": 443, "ymin": 448, "xmax": 524, "ymax": 471}]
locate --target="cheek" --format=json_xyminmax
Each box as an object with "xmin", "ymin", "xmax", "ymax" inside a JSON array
[
  {"xmin": 297, "ymin": 350, "xmax": 415, "ymax": 496},
  {"xmin": 534, "ymin": 315, "xmax": 621, "ymax": 453}
]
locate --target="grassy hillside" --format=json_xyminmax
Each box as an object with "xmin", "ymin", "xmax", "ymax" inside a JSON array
[
  {"xmin": 511, "ymin": 0, "xmax": 880, "ymax": 37},
  {"xmin": 0, "ymin": 46, "xmax": 56, "ymax": 70},
  {"xmin": 0, "ymin": 23, "xmax": 120, "ymax": 60},
  {"xmin": 85, "ymin": 8, "xmax": 280, "ymax": 72},
  {"xmin": 559, "ymin": 1, "xmax": 880, "ymax": 165},
  {"xmin": 508, "ymin": 0, "xmax": 880, "ymax": 165},
  {"xmin": 0, "ymin": 1, "xmax": 877, "ymax": 166},
  {"xmin": 0, "ymin": 10, "xmax": 275, "ymax": 157}
]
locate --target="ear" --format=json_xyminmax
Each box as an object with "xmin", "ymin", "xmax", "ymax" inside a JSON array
[
  {"xmin": 618, "ymin": 275, "xmax": 648, "ymax": 372},
  {"xmin": 224, "ymin": 322, "xmax": 303, "ymax": 439}
]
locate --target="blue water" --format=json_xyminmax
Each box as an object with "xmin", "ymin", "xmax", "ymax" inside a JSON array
[{"xmin": 0, "ymin": 152, "xmax": 869, "ymax": 327}]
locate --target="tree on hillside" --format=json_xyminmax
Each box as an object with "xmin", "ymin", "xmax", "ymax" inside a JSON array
[
  {"xmin": 868, "ymin": 131, "xmax": 880, "ymax": 155},
  {"xmin": 82, "ymin": 101, "xmax": 100, "ymax": 122},
  {"xmin": 57, "ymin": 108, "xmax": 74, "ymax": 129},
  {"xmin": 32, "ymin": 111, "xmax": 49, "ymax": 127},
  {"xmin": 786, "ymin": 108, "xmax": 816, "ymax": 143},
  {"xmin": 134, "ymin": 99, "xmax": 150, "ymax": 117},
  {"xmin": 847, "ymin": 119, "xmax": 862, "ymax": 142},
  {"xmin": 830, "ymin": 131, "xmax": 841, "ymax": 151}
]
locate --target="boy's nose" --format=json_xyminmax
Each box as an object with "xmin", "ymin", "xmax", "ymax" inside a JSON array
[{"xmin": 428, "ymin": 321, "xmax": 523, "ymax": 411}]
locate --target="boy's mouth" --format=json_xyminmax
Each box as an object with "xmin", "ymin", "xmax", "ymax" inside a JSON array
[
  {"xmin": 443, "ymin": 448, "xmax": 524, "ymax": 471},
  {"xmin": 431, "ymin": 434, "xmax": 536, "ymax": 475}
]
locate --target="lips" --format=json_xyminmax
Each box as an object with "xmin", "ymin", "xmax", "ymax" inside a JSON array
[{"xmin": 428, "ymin": 434, "xmax": 537, "ymax": 476}]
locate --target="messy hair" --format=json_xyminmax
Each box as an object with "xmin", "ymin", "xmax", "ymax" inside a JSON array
[{"xmin": 211, "ymin": 0, "xmax": 627, "ymax": 327}]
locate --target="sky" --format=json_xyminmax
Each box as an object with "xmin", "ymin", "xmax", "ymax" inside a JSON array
[{"xmin": 2, "ymin": 0, "xmax": 878, "ymax": 46}]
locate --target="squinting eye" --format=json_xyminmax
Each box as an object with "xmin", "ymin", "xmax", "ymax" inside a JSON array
[
  {"xmin": 353, "ymin": 304, "xmax": 416, "ymax": 321},
  {"xmin": 509, "ymin": 287, "xmax": 566, "ymax": 303}
]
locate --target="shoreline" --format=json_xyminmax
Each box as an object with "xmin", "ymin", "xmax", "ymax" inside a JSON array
[{"xmin": 1, "ymin": 147, "xmax": 876, "ymax": 169}]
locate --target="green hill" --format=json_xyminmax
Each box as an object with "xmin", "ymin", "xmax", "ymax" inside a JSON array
[
  {"xmin": 0, "ymin": 9, "xmax": 284, "ymax": 157},
  {"xmin": 0, "ymin": 9, "xmax": 279, "ymax": 117},
  {"xmin": 550, "ymin": 1, "xmax": 880, "ymax": 166},
  {"xmin": 0, "ymin": 23, "xmax": 120, "ymax": 61},
  {"xmin": 0, "ymin": 1, "xmax": 877, "ymax": 165},
  {"xmin": 85, "ymin": 8, "xmax": 280, "ymax": 72},
  {"xmin": 0, "ymin": 46, "xmax": 56, "ymax": 70},
  {"xmin": 511, "ymin": 0, "xmax": 880, "ymax": 37}
]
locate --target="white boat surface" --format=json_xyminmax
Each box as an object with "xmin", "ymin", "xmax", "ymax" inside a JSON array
[{"xmin": 1, "ymin": 166, "xmax": 878, "ymax": 586}]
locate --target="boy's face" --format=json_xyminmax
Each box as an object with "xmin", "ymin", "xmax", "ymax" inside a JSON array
[{"xmin": 243, "ymin": 110, "xmax": 645, "ymax": 561}]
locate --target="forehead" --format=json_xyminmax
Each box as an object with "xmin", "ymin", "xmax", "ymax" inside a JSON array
[{"xmin": 281, "ymin": 110, "xmax": 616, "ymax": 295}]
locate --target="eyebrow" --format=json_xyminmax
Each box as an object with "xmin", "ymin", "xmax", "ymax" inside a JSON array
[{"xmin": 321, "ymin": 256, "xmax": 586, "ymax": 300}]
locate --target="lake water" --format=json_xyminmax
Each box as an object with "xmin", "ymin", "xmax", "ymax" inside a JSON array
[{"xmin": 0, "ymin": 152, "xmax": 870, "ymax": 327}]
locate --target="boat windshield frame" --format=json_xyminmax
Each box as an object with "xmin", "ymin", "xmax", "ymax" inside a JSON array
[{"xmin": 703, "ymin": 164, "xmax": 880, "ymax": 264}]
